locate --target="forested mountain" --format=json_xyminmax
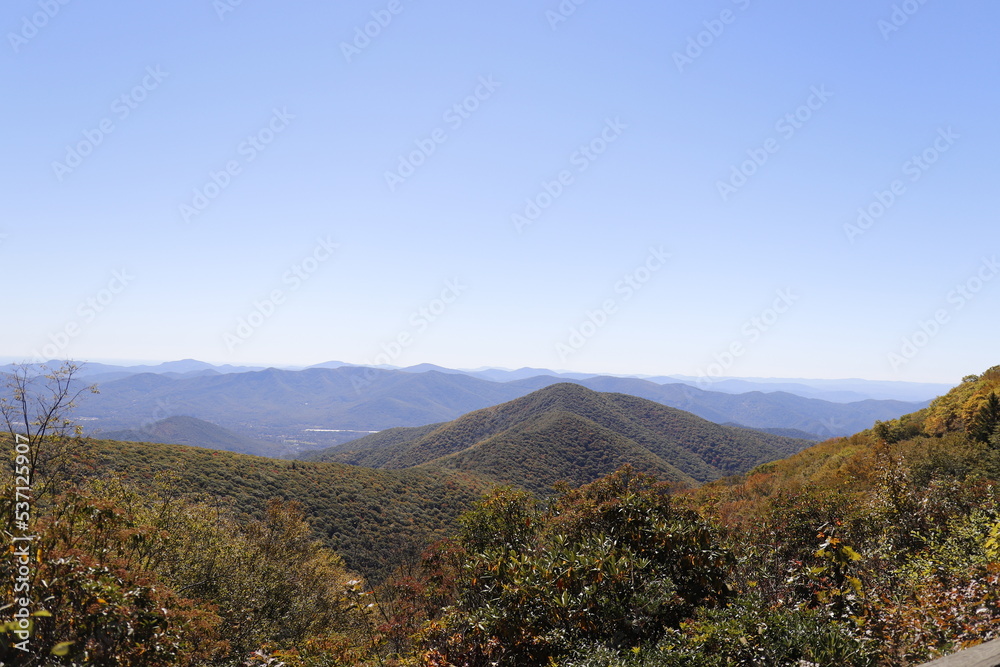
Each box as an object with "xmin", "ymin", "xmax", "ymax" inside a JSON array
[
  {"xmin": 350, "ymin": 366, "xmax": 1000, "ymax": 667},
  {"xmin": 312, "ymin": 383, "xmax": 813, "ymax": 493},
  {"xmin": 1, "ymin": 363, "xmax": 998, "ymax": 666}
]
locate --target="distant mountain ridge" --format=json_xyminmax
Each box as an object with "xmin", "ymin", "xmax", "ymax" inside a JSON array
[
  {"xmin": 392, "ymin": 364, "xmax": 952, "ymax": 402},
  {"xmin": 73, "ymin": 367, "xmax": 537, "ymax": 452},
  {"xmin": 60, "ymin": 366, "xmax": 934, "ymax": 455},
  {"xmin": 662, "ymin": 375, "xmax": 953, "ymax": 403},
  {"xmin": 311, "ymin": 383, "xmax": 815, "ymax": 493},
  {"xmin": 0, "ymin": 359, "xmax": 267, "ymax": 378},
  {"xmin": 2, "ymin": 359, "xmax": 952, "ymax": 402}
]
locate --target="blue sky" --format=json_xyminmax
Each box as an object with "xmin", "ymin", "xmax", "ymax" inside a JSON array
[{"xmin": 2, "ymin": 0, "xmax": 997, "ymax": 383}]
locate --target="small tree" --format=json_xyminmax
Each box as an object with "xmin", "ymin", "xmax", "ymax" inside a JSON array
[
  {"xmin": 969, "ymin": 392, "xmax": 1000, "ymax": 446},
  {"xmin": 872, "ymin": 420, "xmax": 902, "ymax": 445},
  {"xmin": 0, "ymin": 361, "xmax": 97, "ymax": 502}
]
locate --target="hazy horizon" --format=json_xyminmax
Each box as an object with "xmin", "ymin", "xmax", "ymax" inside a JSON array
[{"xmin": 0, "ymin": 355, "xmax": 962, "ymax": 388}]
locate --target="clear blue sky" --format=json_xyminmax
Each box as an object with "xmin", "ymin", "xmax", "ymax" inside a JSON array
[{"xmin": 3, "ymin": 0, "xmax": 997, "ymax": 383}]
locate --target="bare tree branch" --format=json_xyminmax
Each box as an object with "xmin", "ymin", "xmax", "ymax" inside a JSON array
[{"xmin": 1, "ymin": 361, "xmax": 99, "ymax": 504}]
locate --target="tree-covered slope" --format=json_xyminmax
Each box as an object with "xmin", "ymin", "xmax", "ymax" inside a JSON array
[
  {"xmin": 697, "ymin": 365, "xmax": 1000, "ymax": 496},
  {"xmin": 372, "ymin": 367, "xmax": 1000, "ymax": 667},
  {"xmin": 63, "ymin": 437, "xmax": 491, "ymax": 579},
  {"xmin": 423, "ymin": 410, "xmax": 696, "ymax": 494},
  {"xmin": 314, "ymin": 383, "xmax": 814, "ymax": 490}
]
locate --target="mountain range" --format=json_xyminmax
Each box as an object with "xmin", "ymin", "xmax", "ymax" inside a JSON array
[
  {"xmin": 63, "ymin": 365, "xmax": 930, "ymax": 455},
  {"xmin": 1, "ymin": 359, "xmax": 951, "ymax": 403},
  {"xmin": 9, "ymin": 358, "xmax": 990, "ymax": 589},
  {"xmin": 63, "ymin": 381, "xmax": 818, "ymax": 575},
  {"xmin": 0, "ymin": 360, "xmax": 943, "ymax": 458}
]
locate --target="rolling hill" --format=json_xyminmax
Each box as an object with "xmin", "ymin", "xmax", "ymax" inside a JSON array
[
  {"xmin": 56, "ymin": 436, "xmax": 491, "ymax": 580},
  {"xmin": 311, "ymin": 383, "xmax": 814, "ymax": 493}
]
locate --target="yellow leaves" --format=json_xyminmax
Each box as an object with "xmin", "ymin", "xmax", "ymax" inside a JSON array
[
  {"xmin": 841, "ymin": 545, "xmax": 862, "ymax": 562},
  {"xmin": 51, "ymin": 641, "xmax": 73, "ymax": 656},
  {"xmin": 986, "ymin": 522, "xmax": 1000, "ymax": 562}
]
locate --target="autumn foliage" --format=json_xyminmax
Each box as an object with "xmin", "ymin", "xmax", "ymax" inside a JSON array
[{"xmin": 1, "ymin": 365, "xmax": 999, "ymax": 665}]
